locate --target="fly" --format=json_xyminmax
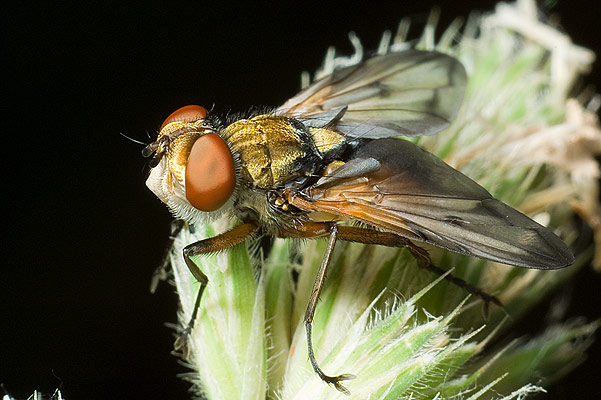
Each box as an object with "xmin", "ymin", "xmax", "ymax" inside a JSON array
[{"xmin": 143, "ymin": 50, "xmax": 574, "ymax": 394}]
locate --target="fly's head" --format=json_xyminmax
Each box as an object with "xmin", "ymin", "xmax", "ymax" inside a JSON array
[{"xmin": 144, "ymin": 105, "xmax": 238, "ymax": 226}]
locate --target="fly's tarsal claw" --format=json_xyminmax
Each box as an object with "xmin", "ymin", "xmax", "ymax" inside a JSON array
[
  {"xmin": 173, "ymin": 326, "xmax": 193, "ymax": 359},
  {"xmin": 324, "ymin": 373, "xmax": 356, "ymax": 395}
]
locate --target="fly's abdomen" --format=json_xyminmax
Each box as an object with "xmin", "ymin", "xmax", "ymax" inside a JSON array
[{"xmin": 223, "ymin": 115, "xmax": 316, "ymax": 188}]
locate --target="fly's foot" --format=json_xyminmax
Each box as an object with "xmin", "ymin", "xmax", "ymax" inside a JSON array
[
  {"xmin": 479, "ymin": 291, "xmax": 502, "ymax": 319},
  {"xmin": 173, "ymin": 325, "xmax": 193, "ymax": 358},
  {"xmin": 319, "ymin": 372, "xmax": 356, "ymax": 396}
]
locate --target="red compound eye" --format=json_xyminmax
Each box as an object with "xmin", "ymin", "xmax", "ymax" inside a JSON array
[
  {"xmin": 160, "ymin": 105, "xmax": 207, "ymax": 131},
  {"xmin": 185, "ymin": 133, "xmax": 236, "ymax": 212}
]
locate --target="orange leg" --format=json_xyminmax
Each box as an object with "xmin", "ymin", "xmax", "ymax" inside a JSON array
[{"xmin": 174, "ymin": 221, "xmax": 258, "ymax": 353}]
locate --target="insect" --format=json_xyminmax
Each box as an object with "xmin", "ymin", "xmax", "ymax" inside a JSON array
[{"xmin": 144, "ymin": 49, "xmax": 574, "ymax": 393}]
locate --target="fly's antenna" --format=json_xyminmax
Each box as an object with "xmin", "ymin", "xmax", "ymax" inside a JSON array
[
  {"xmin": 119, "ymin": 131, "xmax": 161, "ymax": 166},
  {"xmin": 120, "ymin": 131, "xmax": 150, "ymax": 147}
]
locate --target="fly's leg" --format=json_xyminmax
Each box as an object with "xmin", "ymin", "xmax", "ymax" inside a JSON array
[
  {"xmin": 285, "ymin": 191, "xmax": 499, "ymax": 309},
  {"xmin": 304, "ymin": 225, "xmax": 356, "ymax": 394},
  {"xmin": 173, "ymin": 221, "xmax": 258, "ymax": 355},
  {"xmin": 336, "ymin": 226, "xmax": 502, "ymax": 314},
  {"xmin": 280, "ymin": 222, "xmax": 356, "ymax": 394},
  {"xmin": 279, "ymin": 221, "xmax": 500, "ymax": 394},
  {"xmin": 150, "ymin": 219, "xmax": 186, "ymax": 293},
  {"xmin": 403, "ymin": 241, "xmax": 501, "ymax": 315}
]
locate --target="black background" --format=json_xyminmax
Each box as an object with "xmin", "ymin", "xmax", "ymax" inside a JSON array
[{"xmin": 3, "ymin": 1, "xmax": 600, "ymax": 399}]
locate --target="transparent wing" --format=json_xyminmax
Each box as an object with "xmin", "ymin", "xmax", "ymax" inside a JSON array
[
  {"xmin": 279, "ymin": 50, "xmax": 467, "ymax": 138},
  {"xmin": 296, "ymin": 138, "xmax": 573, "ymax": 269}
]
